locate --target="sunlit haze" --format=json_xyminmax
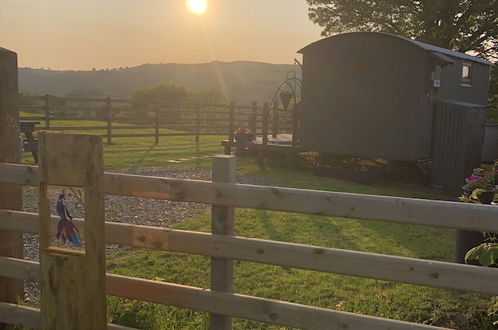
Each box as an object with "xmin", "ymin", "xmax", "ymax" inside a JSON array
[
  {"xmin": 0, "ymin": 0, "xmax": 323, "ymax": 70},
  {"xmin": 186, "ymin": 0, "xmax": 207, "ymax": 15}
]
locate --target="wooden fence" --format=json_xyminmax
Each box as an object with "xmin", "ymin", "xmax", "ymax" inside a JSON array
[
  {"xmin": 1, "ymin": 156, "xmax": 498, "ymax": 329},
  {"xmin": 18, "ymin": 95, "xmax": 293, "ymax": 145}
]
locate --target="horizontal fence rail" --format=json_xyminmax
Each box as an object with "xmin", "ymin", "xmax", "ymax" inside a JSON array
[
  {"xmin": 18, "ymin": 95, "xmax": 272, "ymax": 145},
  {"xmin": 0, "ymin": 257, "xmax": 446, "ymax": 330},
  {"xmin": 1, "ymin": 162, "xmax": 497, "ymax": 329},
  {"xmin": 1, "ymin": 209, "xmax": 497, "ymax": 296},
  {"xmin": 0, "ymin": 302, "xmax": 136, "ymax": 330},
  {"xmin": 2, "ymin": 163, "xmax": 498, "ymax": 233}
]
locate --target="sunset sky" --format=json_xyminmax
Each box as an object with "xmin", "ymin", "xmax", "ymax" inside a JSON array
[{"xmin": 0, "ymin": 0, "xmax": 323, "ymax": 70}]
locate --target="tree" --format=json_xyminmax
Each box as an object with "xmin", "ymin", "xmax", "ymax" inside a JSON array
[
  {"xmin": 131, "ymin": 83, "xmax": 191, "ymax": 108},
  {"xmin": 306, "ymin": 0, "xmax": 497, "ymax": 121},
  {"xmin": 193, "ymin": 86, "xmax": 226, "ymax": 104},
  {"xmin": 130, "ymin": 83, "xmax": 226, "ymax": 108},
  {"xmin": 306, "ymin": 0, "xmax": 497, "ymax": 58},
  {"xmin": 65, "ymin": 89, "xmax": 106, "ymax": 98}
]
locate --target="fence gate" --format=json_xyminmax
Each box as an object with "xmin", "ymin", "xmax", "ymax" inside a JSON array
[{"xmin": 38, "ymin": 132, "xmax": 106, "ymax": 330}]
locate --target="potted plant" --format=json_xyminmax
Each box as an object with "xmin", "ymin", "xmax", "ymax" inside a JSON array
[
  {"xmin": 460, "ymin": 166, "xmax": 497, "ymax": 204},
  {"xmin": 456, "ymin": 163, "xmax": 497, "ymax": 263},
  {"xmin": 234, "ymin": 127, "xmax": 254, "ymax": 143}
]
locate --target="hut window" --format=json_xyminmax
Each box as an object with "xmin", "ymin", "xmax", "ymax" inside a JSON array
[{"xmin": 461, "ymin": 63, "xmax": 472, "ymax": 86}]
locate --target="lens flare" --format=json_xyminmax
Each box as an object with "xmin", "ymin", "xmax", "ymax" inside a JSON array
[{"xmin": 186, "ymin": 0, "xmax": 207, "ymax": 15}]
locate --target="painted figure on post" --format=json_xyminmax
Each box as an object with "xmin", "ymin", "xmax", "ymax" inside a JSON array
[{"xmin": 56, "ymin": 193, "xmax": 81, "ymax": 247}]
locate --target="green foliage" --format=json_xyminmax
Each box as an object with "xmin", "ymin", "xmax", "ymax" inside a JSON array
[
  {"xmin": 65, "ymin": 89, "xmax": 107, "ymax": 98},
  {"xmin": 18, "ymin": 91, "xmax": 44, "ymax": 108},
  {"xmin": 465, "ymin": 243, "xmax": 498, "ymax": 267},
  {"xmin": 130, "ymin": 83, "xmax": 225, "ymax": 108},
  {"xmin": 131, "ymin": 83, "xmax": 190, "ymax": 107},
  {"xmin": 306, "ymin": 0, "xmax": 497, "ymax": 54}
]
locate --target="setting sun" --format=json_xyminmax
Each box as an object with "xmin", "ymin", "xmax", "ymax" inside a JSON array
[{"xmin": 186, "ymin": 0, "xmax": 207, "ymax": 15}]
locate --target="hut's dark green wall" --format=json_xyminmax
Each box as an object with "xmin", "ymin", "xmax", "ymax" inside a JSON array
[
  {"xmin": 298, "ymin": 33, "xmax": 486, "ymax": 161},
  {"xmin": 436, "ymin": 61, "xmax": 490, "ymax": 105},
  {"xmin": 300, "ymin": 33, "xmax": 434, "ymax": 161}
]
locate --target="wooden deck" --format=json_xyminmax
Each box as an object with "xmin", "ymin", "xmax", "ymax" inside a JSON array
[
  {"xmin": 222, "ymin": 134, "xmax": 295, "ymax": 151},
  {"xmin": 221, "ymin": 134, "xmax": 296, "ymax": 169}
]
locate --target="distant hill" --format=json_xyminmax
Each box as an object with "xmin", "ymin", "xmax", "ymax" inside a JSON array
[{"xmin": 19, "ymin": 61, "xmax": 299, "ymax": 105}]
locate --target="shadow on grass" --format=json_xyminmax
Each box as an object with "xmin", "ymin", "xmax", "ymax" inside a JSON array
[
  {"xmin": 129, "ymin": 143, "xmax": 157, "ymax": 171},
  {"xmin": 356, "ymin": 219, "xmax": 455, "ymax": 261}
]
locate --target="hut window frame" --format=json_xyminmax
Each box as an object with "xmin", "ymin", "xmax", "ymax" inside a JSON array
[{"xmin": 461, "ymin": 62, "xmax": 472, "ymax": 87}]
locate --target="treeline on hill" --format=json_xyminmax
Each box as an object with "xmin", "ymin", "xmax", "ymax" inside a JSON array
[{"xmin": 124, "ymin": 83, "xmax": 228, "ymax": 127}]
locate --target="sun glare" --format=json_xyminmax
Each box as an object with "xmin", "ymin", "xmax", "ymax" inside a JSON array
[{"xmin": 186, "ymin": 0, "xmax": 207, "ymax": 15}]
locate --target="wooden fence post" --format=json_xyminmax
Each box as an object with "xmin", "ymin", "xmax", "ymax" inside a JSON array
[
  {"xmin": 45, "ymin": 94, "xmax": 50, "ymax": 129},
  {"xmin": 250, "ymin": 101, "xmax": 257, "ymax": 135},
  {"xmin": 38, "ymin": 132, "xmax": 106, "ymax": 330},
  {"xmin": 292, "ymin": 102, "xmax": 299, "ymax": 149},
  {"xmin": 0, "ymin": 47, "xmax": 24, "ymax": 304},
  {"xmin": 195, "ymin": 103, "xmax": 200, "ymax": 145},
  {"xmin": 262, "ymin": 102, "xmax": 269, "ymax": 146},
  {"xmin": 272, "ymin": 103, "xmax": 279, "ymax": 139},
  {"xmin": 154, "ymin": 109, "xmax": 159, "ymax": 145},
  {"xmin": 228, "ymin": 101, "xmax": 235, "ymax": 144},
  {"xmin": 106, "ymin": 97, "xmax": 112, "ymax": 145},
  {"xmin": 209, "ymin": 155, "xmax": 236, "ymax": 330}
]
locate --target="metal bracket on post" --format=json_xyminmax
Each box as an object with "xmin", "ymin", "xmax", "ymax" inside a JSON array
[{"xmin": 38, "ymin": 132, "xmax": 106, "ymax": 330}]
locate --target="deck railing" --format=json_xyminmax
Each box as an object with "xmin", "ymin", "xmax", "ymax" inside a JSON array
[{"xmin": 0, "ymin": 159, "xmax": 498, "ymax": 329}]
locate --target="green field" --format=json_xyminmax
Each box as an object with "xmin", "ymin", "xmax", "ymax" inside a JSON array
[
  {"xmin": 20, "ymin": 115, "xmax": 225, "ymax": 170},
  {"xmin": 18, "ymin": 117, "xmax": 498, "ymax": 329}
]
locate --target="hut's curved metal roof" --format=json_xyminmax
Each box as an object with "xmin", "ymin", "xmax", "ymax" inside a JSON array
[
  {"xmin": 0, "ymin": 47, "xmax": 16, "ymax": 55},
  {"xmin": 298, "ymin": 32, "xmax": 493, "ymax": 66}
]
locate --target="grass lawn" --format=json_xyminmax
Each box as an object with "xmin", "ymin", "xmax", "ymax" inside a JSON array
[
  {"xmin": 20, "ymin": 114, "xmax": 226, "ymax": 170},
  {"xmin": 17, "ymin": 116, "xmax": 498, "ymax": 329}
]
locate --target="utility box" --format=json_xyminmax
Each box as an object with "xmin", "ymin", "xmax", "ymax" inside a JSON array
[
  {"xmin": 431, "ymin": 100, "xmax": 486, "ymax": 188},
  {"xmin": 483, "ymin": 124, "xmax": 498, "ymax": 162}
]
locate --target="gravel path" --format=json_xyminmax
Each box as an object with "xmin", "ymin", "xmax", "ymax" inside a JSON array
[{"xmin": 22, "ymin": 167, "xmax": 278, "ymax": 306}]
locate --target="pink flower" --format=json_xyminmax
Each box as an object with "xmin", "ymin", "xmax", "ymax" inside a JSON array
[{"xmin": 465, "ymin": 175, "xmax": 482, "ymax": 183}]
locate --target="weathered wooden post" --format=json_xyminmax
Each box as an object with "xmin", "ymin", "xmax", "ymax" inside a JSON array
[
  {"xmin": 209, "ymin": 155, "xmax": 236, "ymax": 330},
  {"xmin": 224, "ymin": 102, "xmax": 236, "ymax": 155},
  {"xmin": 0, "ymin": 47, "xmax": 24, "ymax": 303},
  {"xmin": 38, "ymin": 132, "xmax": 106, "ymax": 330},
  {"xmin": 105, "ymin": 97, "xmax": 112, "ymax": 145},
  {"xmin": 249, "ymin": 101, "xmax": 257, "ymax": 136},
  {"xmin": 228, "ymin": 101, "xmax": 235, "ymax": 144},
  {"xmin": 262, "ymin": 102, "xmax": 269, "ymax": 146},
  {"xmin": 272, "ymin": 103, "xmax": 279, "ymax": 139},
  {"xmin": 44, "ymin": 94, "xmax": 51, "ymax": 129},
  {"xmin": 195, "ymin": 103, "xmax": 201, "ymax": 145},
  {"xmin": 292, "ymin": 102, "xmax": 299, "ymax": 149},
  {"xmin": 154, "ymin": 109, "xmax": 160, "ymax": 145},
  {"xmin": 257, "ymin": 103, "xmax": 270, "ymax": 169}
]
